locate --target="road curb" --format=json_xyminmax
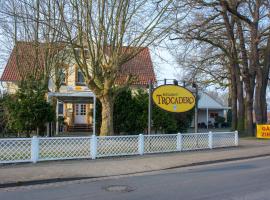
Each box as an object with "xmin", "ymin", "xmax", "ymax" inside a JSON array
[{"xmin": 1, "ymin": 153, "xmax": 270, "ymax": 189}]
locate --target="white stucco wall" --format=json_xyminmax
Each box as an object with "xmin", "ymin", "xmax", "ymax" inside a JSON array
[
  {"xmin": 191, "ymin": 109, "xmax": 225, "ymax": 127},
  {"xmin": 3, "ymin": 82, "xmax": 19, "ymax": 94}
]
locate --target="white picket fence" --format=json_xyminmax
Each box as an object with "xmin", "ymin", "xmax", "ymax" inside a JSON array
[{"xmin": 0, "ymin": 131, "xmax": 238, "ymax": 164}]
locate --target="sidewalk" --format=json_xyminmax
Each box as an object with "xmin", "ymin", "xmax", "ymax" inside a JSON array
[{"xmin": 0, "ymin": 138, "xmax": 270, "ymax": 186}]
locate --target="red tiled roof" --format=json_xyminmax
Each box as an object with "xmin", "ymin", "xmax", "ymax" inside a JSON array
[
  {"xmin": 115, "ymin": 47, "xmax": 156, "ymax": 86},
  {"xmin": 1, "ymin": 42, "xmax": 156, "ymax": 86},
  {"xmin": 1, "ymin": 42, "xmax": 45, "ymax": 82}
]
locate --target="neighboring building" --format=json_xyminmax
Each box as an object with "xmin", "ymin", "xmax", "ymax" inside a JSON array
[
  {"xmin": 191, "ymin": 92, "xmax": 230, "ymax": 128},
  {"xmin": 0, "ymin": 42, "xmax": 156, "ymax": 134}
]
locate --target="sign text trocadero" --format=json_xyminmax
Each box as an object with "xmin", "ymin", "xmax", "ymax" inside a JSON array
[{"xmin": 152, "ymin": 85, "xmax": 195, "ymax": 113}]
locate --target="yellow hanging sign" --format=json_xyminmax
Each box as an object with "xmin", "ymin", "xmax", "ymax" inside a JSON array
[
  {"xmin": 75, "ymin": 86, "xmax": 82, "ymax": 91},
  {"xmin": 152, "ymin": 85, "xmax": 195, "ymax": 113}
]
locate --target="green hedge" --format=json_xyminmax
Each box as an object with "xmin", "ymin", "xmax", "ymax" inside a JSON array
[{"xmin": 96, "ymin": 89, "xmax": 194, "ymax": 135}]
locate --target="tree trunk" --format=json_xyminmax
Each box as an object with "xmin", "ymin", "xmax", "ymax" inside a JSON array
[
  {"xmin": 236, "ymin": 19, "xmax": 255, "ymax": 136},
  {"xmin": 245, "ymin": 96, "xmax": 254, "ymax": 136},
  {"xmin": 100, "ymin": 95, "xmax": 114, "ymax": 136},
  {"xmin": 220, "ymin": 5, "xmax": 245, "ymax": 134},
  {"xmin": 261, "ymin": 80, "xmax": 268, "ymax": 123},
  {"xmin": 229, "ymin": 69, "xmax": 237, "ymax": 130},
  {"xmin": 262, "ymin": 37, "xmax": 270, "ymax": 122},
  {"xmin": 255, "ymin": 67, "xmax": 269, "ymax": 124},
  {"xmin": 236, "ymin": 75, "xmax": 245, "ymax": 134},
  {"xmin": 231, "ymin": 61, "xmax": 245, "ymax": 134},
  {"xmin": 243, "ymin": 85, "xmax": 254, "ymax": 136},
  {"xmin": 254, "ymin": 70, "xmax": 263, "ymax": 124},
  {"xmin": 255, "ymin": 36, "xmax": 270, "ymax": 124}
]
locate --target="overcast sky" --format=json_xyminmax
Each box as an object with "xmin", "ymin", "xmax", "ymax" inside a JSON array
[{"xmin": 150, "ymin": 47, "xmax": 180, "ymax": 81}]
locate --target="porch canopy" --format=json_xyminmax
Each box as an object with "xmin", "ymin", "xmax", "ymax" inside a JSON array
[
  {"xmin": 48, "ymin": 91, "xmax": 95, "ymax": 103},
  {"xmin": 47, "ymin": 91, "xmax": 96, "ymax": 135}
]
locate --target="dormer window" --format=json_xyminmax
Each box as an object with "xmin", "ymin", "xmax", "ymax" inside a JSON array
[
  {"xmin": 74, "ymin": 48, "xmax": 81, "ymax": 57},
  {"xmin": 83, "ymin": 49, "xmax": 90, "ymax": 59},
  {"xmin": 74, "ymin": 48, "xmax": 90, "ymax": 59}
]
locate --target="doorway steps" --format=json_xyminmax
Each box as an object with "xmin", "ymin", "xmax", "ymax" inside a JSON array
[{"xmin": 67, "ymin": 124, "xmax": 92, "ymax": 132}]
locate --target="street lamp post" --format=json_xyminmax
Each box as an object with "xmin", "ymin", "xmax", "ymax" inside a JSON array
[
  {"xmin": 148, "ymin": 80, "xmax": 153, "ymax": 135},
  {"xmin": 192, "ymin": 82, "xmax": 198, "ymax": 133}
]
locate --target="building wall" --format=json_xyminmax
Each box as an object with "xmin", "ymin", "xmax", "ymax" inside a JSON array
[
  {"xmin": 4, "ymin": 82, "xmax": 18, "ymax": 94},
  {"xmin": 191, "ymin": 109, "xmax": 225, "ymax": 127},
  {"xmin": 67, "ymin": 64, "xmax": 76, "ymax": 87}
]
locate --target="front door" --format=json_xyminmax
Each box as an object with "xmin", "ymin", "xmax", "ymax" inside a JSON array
[{"xmin": 75, "ymin": 104, "xmax": 87, "ymax": 124}]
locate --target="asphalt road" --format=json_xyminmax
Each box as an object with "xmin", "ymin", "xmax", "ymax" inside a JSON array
[{"xmin": 1, "ymin": 156, "xmax": 270, "ymax": 200}]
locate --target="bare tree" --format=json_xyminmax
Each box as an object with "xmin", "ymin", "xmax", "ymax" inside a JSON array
[
  {"xmin": 171, "ymin": 0, "xmax": 270, "ymax": 136},
  {"xmin": 170, "ymin": 1, "xmax": 244, "ymax": 132},
  {"xmin": 0, "ymin": 0, "xmax": 71, "ymax": 90},
  {"xmin": 0, "ymin": 0, "xmax": 73, "ymax": 136},
  {"xmin": 49, "ymin": 0, "xmax": 175, "ymax": 136}
]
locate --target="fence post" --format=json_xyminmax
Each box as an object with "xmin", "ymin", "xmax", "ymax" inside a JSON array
[
  {"xmin": 177, "ymin": 133, "xmax": 182, "ymax": 151},
  {"xmin": 234, "ymin": 131, "xmax": 239, "ymax": 146},
  {"xmin": 138, "ymin": 134, "xmax": 144, "ymax": 155},
  {"xmin": 31, "ymin": 136, "xmax": 39, "ymax": 163},
  {"xmin": 91, "ymin": 135, "xmax": 97, "ymax": 159},
  {"xmin": 208, "ymin": 131, "xmax": 213, "ymax": 149}
]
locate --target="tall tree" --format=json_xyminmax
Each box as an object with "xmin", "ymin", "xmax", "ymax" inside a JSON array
[
  {"xmin": 171, "ymin": 0, "xmax": 270, "ymax": 136},
  {"xmin": 51, "ymin": 0, "xmax": 174, "ymax": 136},
  {"xmin": 0, "ymin": 0, "xmax": 71, "ymax": 90}
]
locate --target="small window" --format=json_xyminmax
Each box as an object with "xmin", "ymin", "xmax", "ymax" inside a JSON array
[
  {"xmin": 83, "ymin": 49, "xmax": 90, "ymax": 59},
  {"xmin": 210, "ymin": 113, "xmax": 218, "ymax": 118},
  {"xmin": 75, "ymin": 104, "xmax": 86, "ymax": 115},
  {"xmin": 59, "ymin": 67, "xmax": 67, "ymax": 85},
  {"xmin": 58, "ymin": 102, "xmax": 64, "ymax": 115},
  {"xmin": 74, "ymin": 48, "xmax": 81, "ymax": 57},
  {"xmin": 77, "ymin": 69, "xmax": 85, "ymax": 84},
  {"xmin": 75, "ymin": 104, "xmax": 79, "ymax": 115},
  {"xmin": 81, "ymin": 104, "xmax": 86, "ymax": 115}
]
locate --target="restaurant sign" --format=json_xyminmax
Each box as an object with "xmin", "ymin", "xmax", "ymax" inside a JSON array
[{"xmin": 152, "ymin": 85, "xmax": 195, "ymax": 113}]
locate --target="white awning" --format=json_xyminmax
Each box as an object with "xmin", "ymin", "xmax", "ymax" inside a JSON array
[{"xmin": 48, "ymin": 91, "xmax": 96, "ymax": 103}]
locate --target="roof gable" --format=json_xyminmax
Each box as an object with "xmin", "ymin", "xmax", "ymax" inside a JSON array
[
  {"xmin": 198, "ymin": 92, "xmax": 226, "ymax": 109},
  {"xmin": 1, "ymin": 42, "xmax": 45, "ymax": 82},
  {"xmin": 1, "ymin": 42, "xmax": 156, "ymax": 86}
]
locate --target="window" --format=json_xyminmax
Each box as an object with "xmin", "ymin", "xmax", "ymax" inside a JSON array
[
  {"xmin": 210, "ymin": 112, "xmax": 218, "ymax": 118},
  {"xmin": 74, "ymin": 48, "xmax": 90, "ymax": 59},
  {"xmin": 77, "ymin": 69, "xmax": 85, "ymax": 84},
  {"xmin": 81, "ymin": 104, "xmax": 86, "ymax": 115},
  {"xmin": 58, "ymin": 102, "xmax": 64, "ymax": 115},
  {"xmin": 83, "ymin": 49, "xmax": 90, "ymax": 59},
  {"xmin": 75, "ymin": 104, "xmax": 79, "ymax": 115},
  {"xmin": 76, "ymin": 104, "xmax": 86, "ymax": 115},
  {"xmin": 59, "ymin": 67, "xmax": 67, "ymax": 85},
  {"xmin": 75, "ymin": 48, "xmax": 81, "ymax": 57}
]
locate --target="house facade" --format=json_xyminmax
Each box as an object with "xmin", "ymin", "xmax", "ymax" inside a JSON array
[
  {"xmin": 191, "ymin": 92, "xmax": 230, "ymax": 129},
  {"xmin": 0, "ymin": 42, "xmax": 156, "ymax": 134}
]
